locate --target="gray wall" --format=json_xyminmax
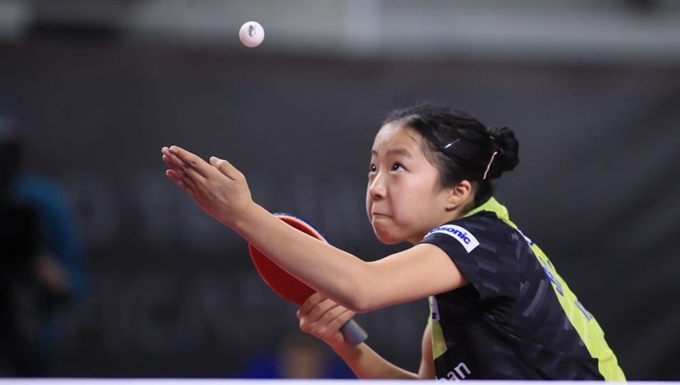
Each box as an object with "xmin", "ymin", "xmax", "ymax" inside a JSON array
[{"xmin": 2, "ymin": 43, "xmax": 679, "ymax": 379}]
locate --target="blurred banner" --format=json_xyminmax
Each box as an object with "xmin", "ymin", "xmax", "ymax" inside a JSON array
[{"xmin": 1, "ymin": 44, "xmax": 679, "ymax": 380}]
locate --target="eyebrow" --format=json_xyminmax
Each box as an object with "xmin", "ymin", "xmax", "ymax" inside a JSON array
[{"xmin": 370, "ymin": 147, "xmax": 413, "ymax": 158}]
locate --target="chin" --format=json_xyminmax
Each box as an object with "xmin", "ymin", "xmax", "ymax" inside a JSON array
[{"xmin": 372, "ymin": 226, "xmax": 407, "ymax": 245}]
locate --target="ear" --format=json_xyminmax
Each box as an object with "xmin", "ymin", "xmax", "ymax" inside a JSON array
[{"xmin": 445, "ymin": 180, "xmax": 472, "ymax": 210}]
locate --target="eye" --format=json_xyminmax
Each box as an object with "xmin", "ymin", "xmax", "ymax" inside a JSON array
[
  {"xmin": 369, "ymin": 164, "xmax": 377, "ymax": 172},
  {"xmin": 391, "ymin": 163, "xmax": 404, "ymax": 171}
]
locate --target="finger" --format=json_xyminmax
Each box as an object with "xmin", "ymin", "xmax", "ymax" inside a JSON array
[
  {"xmin": 328, "ymin": 308, "xmax": 356, "ymax": 331},
  {"xmin": 163, "ymin": 157, "xmax": 199, "ymax": 191},
  {"xmin": 162, "ymin": 150, "xmax": 191, "ymax": 174},
  {"xmin": 168, "ymin": 146, "xmax": 212, "ymax": 178},
  {"xmin": 162, "ymin": 153, "xmax": 185, "ymax": 174},
  {"xmin": 163, "ymin": 151, "xmax": 206, "ymax": 185},
  {"xmin": 210, "ymin": 156, "xmax": 242, "ymax": 181},
  {"xmin": 304, "ymin": 298, "xmax": 338, "ymax": 324},
  {"xmin": 314, "ymin": 306, "xmax": 354, "ymax": 338},
  {"xmin": 163, "ymin": 147, "xmax": 193, "ymax": 183},
  {"xmin": 298, "ymin": 292, "xmax": 327, "ymax": 319},
  {"xmin": 165, "ymin": 170, "xmax": 193, "ymax": 193},
  {"xmin": 166, "ymin": 169, "xmax": 196, "ymax": 197}
]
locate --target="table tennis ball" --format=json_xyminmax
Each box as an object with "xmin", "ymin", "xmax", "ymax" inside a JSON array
[{"xmin": 239, "ymin": 21, "xmax": 265, "ymax": 48}]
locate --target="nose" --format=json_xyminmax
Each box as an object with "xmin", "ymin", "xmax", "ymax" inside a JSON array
[{"xmin": 368, "ymin": 172, "xmax": 386, "ymax": 201}]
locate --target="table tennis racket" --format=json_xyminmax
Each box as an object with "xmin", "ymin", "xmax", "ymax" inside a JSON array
[{"xmin": 248, "ymin": 213, "xmax": 368, "ymax": 346}]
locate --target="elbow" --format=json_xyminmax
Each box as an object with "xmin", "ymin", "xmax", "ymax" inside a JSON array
[
  {"xmin": 323, "ymin": 260, "xmax": 384, "ymax": 313},
  {"xmin": 333, "ymin": 272, "xmax": 380, "ymax": 314},
  {"xmin": 341, "ymin": 294, "xmax": 374, "ymax": 314}
]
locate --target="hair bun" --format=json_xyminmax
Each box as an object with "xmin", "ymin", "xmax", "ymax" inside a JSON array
[{"xmin": 488, "ymin": 125, "xmax": 520, "ymax": 175}]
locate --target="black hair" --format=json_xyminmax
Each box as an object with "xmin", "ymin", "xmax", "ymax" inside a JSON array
[{"xmin": 381, "ymin": 103, "xmax": 519, "ymax": 208}]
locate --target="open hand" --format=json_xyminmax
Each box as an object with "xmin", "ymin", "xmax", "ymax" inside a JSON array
[{"xmin": 161, "ymin": 145, "xmax": 253, "ymax": 226}]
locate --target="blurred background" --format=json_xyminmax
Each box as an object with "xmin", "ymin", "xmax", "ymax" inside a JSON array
[{"xmin": 0, "ymin": 0, "xmax": 679, "ymax": 380}]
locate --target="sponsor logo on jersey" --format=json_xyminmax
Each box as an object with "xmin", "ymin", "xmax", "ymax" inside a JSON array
[
  {"xmin": 426, "ymin": 225, "xmax": 479, "ymax": 252},
  {"xmin": 438, "ymin": 362, "xmax": 472, "ymax": 381}
]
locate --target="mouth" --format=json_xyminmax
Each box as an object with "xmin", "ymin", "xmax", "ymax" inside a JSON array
[{"xmin": 371, "ymin": 212, "xmax": 391, "ymax": 219}]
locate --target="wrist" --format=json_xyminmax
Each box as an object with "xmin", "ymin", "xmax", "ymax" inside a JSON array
[
  {"xmin": 227, "ymin": 200, "xmax": 261, "ymax": 231},
  {"xmin": 331, "ymin": 341, "xmax": 362, "ymax": 357}
]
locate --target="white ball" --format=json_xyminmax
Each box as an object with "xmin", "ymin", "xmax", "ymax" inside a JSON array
[{"xmin": 239, "ymin": 21, "xmax": 265, "ymax": 48}]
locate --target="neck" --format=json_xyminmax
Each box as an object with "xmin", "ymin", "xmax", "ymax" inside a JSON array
[{"xmin": 406, "ymin": 205, "xmax": 469, "ymax": 245}]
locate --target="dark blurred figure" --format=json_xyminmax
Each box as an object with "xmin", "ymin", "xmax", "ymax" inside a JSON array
[
  {"xmin": 237, "ymin": 330, "xmax": 355, "ymax": 379},
  {"xmin": 0, "ymin": 112, "xmax": 87, "ymax": 377}
]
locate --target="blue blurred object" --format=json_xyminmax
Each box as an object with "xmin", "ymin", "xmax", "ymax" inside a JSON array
[
  {"xmin": 0, "ymin": 111, "xmax": 88, "ymax": 377},
  {"xmin": 237, "ymin": 331, "xmax": 355, "ymax": 379}
]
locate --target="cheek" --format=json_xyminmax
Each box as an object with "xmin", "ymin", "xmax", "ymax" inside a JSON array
[
  {"xmin": 365, "ymin": 197, "xmax": 370, "ymax": 220},
  {"xmin": 398, "ymin": 177, "xmax": 427, "ymax": 202},
  {"xmin": 365, "ymin": 184, "xmax": 372, "ymax": 216},
  {"xmin": 394, "ymin": 180, "xmax": 438, "ymax": 221}
]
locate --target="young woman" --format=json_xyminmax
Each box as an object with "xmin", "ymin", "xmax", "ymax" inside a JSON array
[{"xmin": 161, "ymin": 104, "xmax": 625, "ymax": 380}]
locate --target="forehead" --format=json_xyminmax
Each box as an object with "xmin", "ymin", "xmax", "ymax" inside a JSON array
[{"xmin": 371, "ymin": 122, "xmax": 423, "ymax": 154}]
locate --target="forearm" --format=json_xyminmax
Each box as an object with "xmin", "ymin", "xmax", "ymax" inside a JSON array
[
  {"xmin": 333, "ymin": 343, "xmax": 420, "ymax": 380},
  {"xmin": 232, "ymin": 203, "xmax": 370, "ymax": 311}
]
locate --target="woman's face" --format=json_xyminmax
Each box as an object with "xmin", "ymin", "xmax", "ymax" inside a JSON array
[{"xmin": 366, "ymin": 123, "xmax": 455, "ymax": 245}]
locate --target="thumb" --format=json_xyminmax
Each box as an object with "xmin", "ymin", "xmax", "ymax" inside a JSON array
[{"xmin": 210, "ymin": 156, "xmax": 240, "ymax": 179}]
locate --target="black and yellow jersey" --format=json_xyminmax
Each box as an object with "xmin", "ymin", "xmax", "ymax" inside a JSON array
[{"xmin": 420, "ymin": 197, "xmax": 625, "ymax": 381}]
